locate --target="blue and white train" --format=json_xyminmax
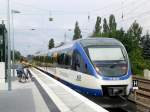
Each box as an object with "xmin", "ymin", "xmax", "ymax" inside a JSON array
[{"xmin": 35, "ymin": 38, "xmax": 133, "ymax": 96}]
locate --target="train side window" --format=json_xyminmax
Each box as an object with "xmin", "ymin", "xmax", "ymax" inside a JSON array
[
  {"xmin": 64, "ymin": 54, "xmax": 71, "ymax": 65},
  {"xmin": 57, "ymin": 53, "xmax": 62, "ymax": 64}
]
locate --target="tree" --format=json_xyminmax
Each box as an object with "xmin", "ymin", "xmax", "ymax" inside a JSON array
[
  {"xmin": 126, "ymin": 21, "xmax": 145, "ymax": 75},
  {"xmin": 102, "ymin": 18, "xmax": 109, "ymax": 37},
  {"xmin": 125, "ymin": 21, "xmax": 142, "ymax": 51},
  {"xmin": 11, "ymin": 50, "xmax": 22, "ymax": 61},
  {"xmin": 103, "ymin": 18, "xmax": 109, "ymax": 34},
  {"xmin": 15, "ymin": 51, "xmax": 21, "ymax": 60},
  {"xmin": 142, "ymin": 32, "xmax": 150, "ymax": 59},
  {"xmin": 48, "ymin": 38, "xmax": 54, "ymax": 49},
  {"xmin": 73, "ymin": 21, "xmax": 82, "ymax": 40},
  {"xmin": 109, "ymin": 14, "xmax": 117, "ymax": 33},
  {"xmin": 93, "ymin": 16, "xmax": 101, "ymax": 36},
  {"xmin": 127, "ymin": 20, "xmax": 142, "ymax": 43}
]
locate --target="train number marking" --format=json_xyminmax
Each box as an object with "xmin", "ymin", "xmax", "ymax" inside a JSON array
[{"xmin": 76, "ymin": 75, "xmax": 81, "ymax": 81}]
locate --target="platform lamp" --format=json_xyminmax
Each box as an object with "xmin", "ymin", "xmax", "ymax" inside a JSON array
[
  {"xmin": 11, "ymin": 9, "xmax": 21, "ymax": 77},
  {"xmin": 64, "ymin": 29, "xmax": 72, "ymax": 42},
  {"xmin": 49, "ymin": 10, "xmax": 53, "ymax": 21},
  {"xmin": 7, "ymin": 0, "xmax": 11, "ymax": 91}
]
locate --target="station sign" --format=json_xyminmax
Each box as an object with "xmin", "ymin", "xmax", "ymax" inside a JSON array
[{"xmin": 133, "ymin": 80, "xmax": 138, "ymax": 90}]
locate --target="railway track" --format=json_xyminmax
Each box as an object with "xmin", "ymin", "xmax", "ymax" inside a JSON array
[
  {"xmin": 83, "ymin": 95, "xmax": 136, "ymax": 112},
  {"xmin": 128, "ymin": 76, "xmax": 150, "ymax": 112}
]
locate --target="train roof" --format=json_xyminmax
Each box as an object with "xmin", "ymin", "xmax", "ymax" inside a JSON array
[
  {"xmin": 77, "ymin": 37, "xmax": 123, "ymax": 47},
  {"xmin": 48, "ymin": 37, "xmax": 123, "ymax": 54}
]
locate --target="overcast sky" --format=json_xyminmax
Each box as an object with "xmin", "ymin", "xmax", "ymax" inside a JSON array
[{"xmin": 0, "ymin": 0, "xmax": 150, "ymax": 56}]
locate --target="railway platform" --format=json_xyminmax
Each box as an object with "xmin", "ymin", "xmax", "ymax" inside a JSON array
[
  {"xmin": 0, "ymin": 71, "xmax": 49, "ymax": 112},
  {"xmin": 0, "ymin": 68, "xmax": 108, "ymax": 112}
]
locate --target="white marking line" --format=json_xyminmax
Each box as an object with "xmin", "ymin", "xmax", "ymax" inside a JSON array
[
  {"xmin": 30, "ymin": 69, "xmax": 71, "ymax": 112},
  {"xmin": 35, "ymin": 68, "xmax": 108, "ymax": 112}
]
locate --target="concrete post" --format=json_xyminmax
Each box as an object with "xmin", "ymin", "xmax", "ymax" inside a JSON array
[
  {"xmin": 144, "ymin": 69, "xmax": 149, "ymax": 79},
  {"xmin": 0, "ymin": 62, "xmax": 6, "ymax": 90}
]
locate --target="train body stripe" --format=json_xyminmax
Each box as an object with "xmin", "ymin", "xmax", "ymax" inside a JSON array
[{"xmin": 37, "ymin": 67, "xmax": 103, "ymax": 96}]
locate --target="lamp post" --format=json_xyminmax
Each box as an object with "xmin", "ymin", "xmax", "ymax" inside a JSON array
[
  {"xmin": 11, "ymin": 10, "xmax": 20, "ymax": 77},
  {"xmin": 64, "ymin": 29, "xmax": 72, "ymax": 42},
  {"xmin": 7, "ymin": 0, "xmax": 11, "ymax": 91}
]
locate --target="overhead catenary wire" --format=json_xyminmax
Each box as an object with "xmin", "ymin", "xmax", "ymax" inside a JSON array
[
  {"xmin": 82, "ymin": 0, "xmax": 150, "ymax": 31},
  {"xmin": 125, "ymin": 0, "xmax": 150, "ymax": 15},
  {"xmin": 117, "ymin": 9, "xmax": 150, "ymax": 23},
  {"xmin": 81, "ymin": 0, "xmax": 139, "ymax": 29},
  {"xmin": 94, "ymin": 0, "xmax": 149, "ymax": 20},
  {"xmin": 12, "ymin": 0, "xmax": 149, "ymax": 21},
  {"xmin": 12, "ymin": 0, "xmax": 142, "ymax": 17},
  {"xmin": 13, "ymin": 1, "xmax": 88, "ymax": 15},
  {"xmin": 11, "ymin": 0, "xmax": 150, "ymax": 34},
  {"xmin": 91, "ymin": 1, "xmax": 120, "ymax": 12},
  {"xmin": 90, "ymin": 0, "xmax": 138, "ymax": 18}
]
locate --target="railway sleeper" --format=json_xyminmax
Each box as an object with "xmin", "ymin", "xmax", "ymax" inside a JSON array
[
  {"xmin": 136, "ymin": 101, "xmax": 150, "ymax": 112},
  {"xmin": 136, "ymin": 95, "xmax": 150, "ymax": 105},
  {"xmin": 136, "ymin": 90, "xmax": 150, "ymax": 99}
]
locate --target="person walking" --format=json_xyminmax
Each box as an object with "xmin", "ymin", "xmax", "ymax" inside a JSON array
[
  {"xmin": 27, "ymin": 68, "xmax": 32, "ymax": 79},
  {"xmin": 16, "ymin": 64, "xmax": 24, "ymax": 82},
  {"xmin": 23, "ymin": 67, "xmax": 29, "ymax": 82}
]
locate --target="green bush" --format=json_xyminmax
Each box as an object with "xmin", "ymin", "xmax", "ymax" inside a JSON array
[{"xmin": 129, "ymin": 48, "xmax": 147, "ymax": 76}]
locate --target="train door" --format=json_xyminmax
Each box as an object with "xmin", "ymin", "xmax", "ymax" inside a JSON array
[{"xmin": 72, "ymin": 50, "xmax": 87, "ymax": 74}]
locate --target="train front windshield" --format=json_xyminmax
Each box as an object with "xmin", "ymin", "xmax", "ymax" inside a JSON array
[
  {"xmin": 88, "ymin": 47, "xmax": 128, "ymax": 77},
  {"xmin": 88, "ymin": 47, "xmax": 124, "ymax": 61}
]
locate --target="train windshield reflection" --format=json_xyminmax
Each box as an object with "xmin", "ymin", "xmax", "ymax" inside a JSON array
[{"xmin": 88, "ymin": 47, "xmax": 124, "ymax": 61}]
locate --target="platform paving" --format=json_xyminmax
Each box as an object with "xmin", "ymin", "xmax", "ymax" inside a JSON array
[{"xmin": 0, "ymin": 75, "xmax": 50, "ymax": 112}]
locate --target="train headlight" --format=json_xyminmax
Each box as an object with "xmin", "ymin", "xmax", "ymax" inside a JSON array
[
  {"xmin": 121, "ymin": 66, "xmax": 127, "ymax": 73},
  {"xmin": 95, "ymin": 67, "xmax": 100, "ymax": 72},
  {"xmin": 94, "ymin": 64, "xmax": 100, "ymax": 73}
]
